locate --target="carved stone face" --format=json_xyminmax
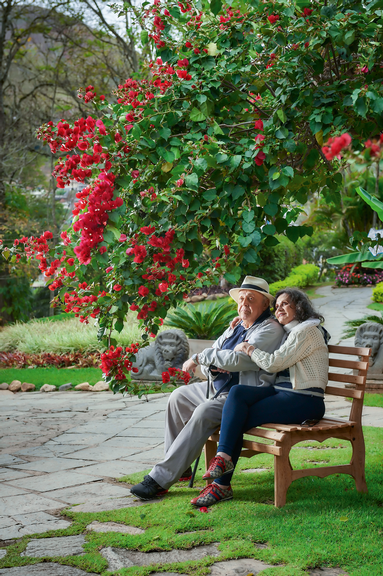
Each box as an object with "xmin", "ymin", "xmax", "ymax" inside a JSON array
[
  {"xmin": 161, "ymin": 345, "xmax": 178, "ymax": 362},
  {"xmin": 359, "ymin": 330, "xmax": 381, "ymax": 357}
]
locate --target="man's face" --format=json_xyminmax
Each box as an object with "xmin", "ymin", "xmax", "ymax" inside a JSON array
[{"xmin": 237, "ymin": 289, "xmax": 269, "ymax": 326}]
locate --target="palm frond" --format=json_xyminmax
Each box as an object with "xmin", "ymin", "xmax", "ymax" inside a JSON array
[
  {"xmin": 165, "ymin": 301, "xmax": 237, "ymax": 339},
  {"xmin": 342, "ymin": 314, "xmax": 383, "ymax": 339}
]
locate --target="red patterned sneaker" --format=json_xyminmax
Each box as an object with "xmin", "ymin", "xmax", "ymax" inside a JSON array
[
  {"xmin": 190, "ymin": 483, "xmax": 233, "ymax": 507},
  {"xmin": 202, "ymin": 455, "xmax": 234, "ymax": 479}
]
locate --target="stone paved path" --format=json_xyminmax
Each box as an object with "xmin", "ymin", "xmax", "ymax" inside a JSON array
[{"xmin": 0, "ymin": 285, "xmax": 382, "ymax": 575}]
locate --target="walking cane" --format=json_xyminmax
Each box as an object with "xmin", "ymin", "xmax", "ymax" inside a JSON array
[{"xmin": 188, "ymin": 373, "xmax": 211, "ymax": 488}]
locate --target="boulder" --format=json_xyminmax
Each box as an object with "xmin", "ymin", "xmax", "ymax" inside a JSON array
[
  {"xmin": 93, "ymin": 381, "xmax": 109, "ymax": 392},
  {"xmin": 0, "ymin": 390, "xmax": 14, "ymax": 396},
  {"xmin": 0, "ymin": 382, "xmax": 9, "ymax": 390},
  {"xmin": 59, "ymin": 383, "xmax": 73, "ymax": 391},
  {"xmin": 40, "ymin": 384, "xmax": 57, "ymax": 393},
  {"xmin": 190, "ymin": 295, "xmax": 205, "ymax": 302},
  {"xmin": 74, "ymin": 382, "xmax": 92, "ymax": 391},
  {"xmin": 21, "ymin": 382, "xmax": 36, "ymax": 392},
  {"xmin": 9, "ymin": 380, "xmax": 22, "ymax": 392},
  {"xmin": 206, "ymin": 294, "xmax": 217, "ymax": 300}
]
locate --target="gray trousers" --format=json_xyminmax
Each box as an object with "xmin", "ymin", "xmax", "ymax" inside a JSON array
[{"xmin": 150, "ymin": 380, "xmax": 227, "ymax": 490}]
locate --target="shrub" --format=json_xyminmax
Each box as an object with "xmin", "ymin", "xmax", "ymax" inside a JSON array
[
  {"xmin": 335, "ymin": 265, "xmax": 383, "ymax": 287},
  {"xmin": 165, "ymin": 300, "xmax": 237, "ymax": 340},
  {"xmin": 256, "ymin": 237, "xmax": 304, "ymax": 284},
  {"xmin": 373, "ymin": 282, "xmax": 383, "ymax": 303},
  {"xmin": 269, "ymin": 264, "xmax": 319, "ymax": 296}
]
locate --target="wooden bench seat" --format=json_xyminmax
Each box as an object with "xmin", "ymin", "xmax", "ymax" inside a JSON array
[{"xmin": 204, "ymin": 344, "xmax": 371, "ymax": 507}]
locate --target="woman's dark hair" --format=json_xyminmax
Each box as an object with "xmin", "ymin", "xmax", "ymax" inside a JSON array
[{"xmin": 273, "ymin": 288, "xmax": 324, "ymax": 323}]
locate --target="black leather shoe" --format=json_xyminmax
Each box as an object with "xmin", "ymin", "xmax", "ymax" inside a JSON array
[
  {"xmin": 179, "ymin": 466, "xmax": 192, "ymax": 481},
  {"xmin": 130, "ymin": 475, "xmax": 168, "ymax": 500}
]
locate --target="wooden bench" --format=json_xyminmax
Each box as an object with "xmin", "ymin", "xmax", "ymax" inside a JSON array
[{"xmin": 204, "ymin": 344, "xmax": 371, "ymax": 507}]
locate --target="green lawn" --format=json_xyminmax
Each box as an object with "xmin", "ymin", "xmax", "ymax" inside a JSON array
[
  {"xmin": 367, "ymin": 302, "xmax": 383, "ymax": 313},
  {"xmin": 363, "ymin": 393, "xmax": 383, "ymax": 409},
  {"xmin": 0, "ymin": 367, "xmax": 103, "ymax": 390},
  {"xmin": 1, "ymin": 427, "xmax": 382, "ymax": 575}
]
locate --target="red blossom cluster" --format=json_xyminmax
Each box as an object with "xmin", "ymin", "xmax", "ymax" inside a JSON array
[
  {"xmin": 219, "ymin": 6, "xmax": 244, "ymax": 28},
  {"xmin": 267, "ymin": 14, "xmax": 279, "ymax": 24},
  {"xmin": 322, "ymin": 133, "xmax": 352, "ymax": 160},
  {"xmin": 364, "ymin": 134, "xmax": 383, "ymax": 157},
  {"xmin": 63, "ymin": 288, "xmax": 105, "ymax": 322},
  {"xmin": 303, "ymin": 7, "xmax": 313, "ymax": 16},
  {"xmin": 162, "ymin": 367, "xmax": 191, "ymax": 385},
  {"xmin": 254, "ymin": 121, "xmax": 266, "ymax": 166},
  {"xmin": 101, "ymin": 343, "xmax": 140, "ymax": 381}
]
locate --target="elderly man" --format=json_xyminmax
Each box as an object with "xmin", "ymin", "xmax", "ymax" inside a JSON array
[{"xmin": 130, "ymin": 276, "xmax": 284, "ymax": 502}]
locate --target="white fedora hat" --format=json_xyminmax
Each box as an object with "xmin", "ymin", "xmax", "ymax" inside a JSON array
[{"xmin": 229, "ymin": 276, "xmax": 273, "ymax": 303}]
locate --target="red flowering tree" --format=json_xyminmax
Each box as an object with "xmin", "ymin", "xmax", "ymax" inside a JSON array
[{"xmin": 2, "ymin": 0, "xmax": 383, "ymax": 392}]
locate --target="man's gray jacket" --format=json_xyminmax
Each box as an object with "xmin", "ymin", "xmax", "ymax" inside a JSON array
[{"xmin": 198, "ymin": 317, "xmax": 285, "ymax": 388}]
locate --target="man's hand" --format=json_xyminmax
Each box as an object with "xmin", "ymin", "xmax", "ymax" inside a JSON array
[
  {"xmin": 234, "ymin": 342, "xmax": 255, "ymax": 356},
  {"xmin": 230, "ymin": 316, "xmax": 241, "ymax": 329},
  {"xmin": 182, "ymin": 358, "xmax": 197, "ymax": 373}
]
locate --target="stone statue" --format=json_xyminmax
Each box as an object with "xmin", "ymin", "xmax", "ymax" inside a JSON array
[
  {"xmin": 132, "ymin": 329, "xmax": 190, "ymax": 380},
  {"xmin": 354, "ymin": 322, "xmax": 383, "ymax": 374}
]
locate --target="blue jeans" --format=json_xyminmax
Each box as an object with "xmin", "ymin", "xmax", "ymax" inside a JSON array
[{"xmin": 215, "ymin": 384, "xmax": 325, "ymax": 487}]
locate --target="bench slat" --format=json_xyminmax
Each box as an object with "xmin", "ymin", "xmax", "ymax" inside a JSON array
[
  {"xmin": 242, "ymin": 439, "xmax": 281, "ymax": 456},
  {"xmin": 328, "ymin": 344, "xmax": 371, "ymax": 356},
  {"xmin": 328, "ymin": 372, "xmax": 365, "ymax": 385},
  {"xmin": 328, "ymin": 358, "xmax": 369, "ymax": 371},
  {"xmin": 325, "ymin": 386, "xmax": 364, "ymax": 399}
]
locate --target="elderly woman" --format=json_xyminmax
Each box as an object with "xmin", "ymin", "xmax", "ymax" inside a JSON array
[{"xmin": 190, "ymin": 288, "xmax": 329, "ymax": 507}]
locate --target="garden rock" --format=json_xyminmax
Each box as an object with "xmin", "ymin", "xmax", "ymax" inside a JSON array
[
  {"xmin": 210, "ymin": 558, "xmax": 275, "ymax": 575},
  {"xmin": 9, "ymin": 380, "xmax": 21, "ymax": 392},
  {"xmin": 0, "ymin": 563, "xmax": 97, "ymax": 575},
  {"xmin": 0, "ymin": 550, "xmax": 6, "ymax": 559},
  {"xmin": 21, "ymin": 535, "xmax": 85, "ymax": 558},
  {"xmin": 101, "ymin": 544, "xmax": 220, "ymax": 570},
  {"xmin": 40, "ymin": 384, "xmax": 57, "ymax": 393},
  {"xmin": 0, "ymin": 390, "xmax": 13, "ymax": 396},
  {"xmin": 190, "ymin": 295, "xmax": 205, "ymax": 302},
  {"xmin": 74, "ymin": 382, "xmax": 92, "ymax": 391},
  {"xmin": 0, "ymin": 382, "xmax": 8, "ymax": 390},
  {"xmin": 206, "ymin": 294, "xmax": 217, "ymax": 300},
  {"xmin": 93, "ymin": 381, "xmax": 109, "ymax": 392},
  {"xmin": 21, "ymin": 382, "xmax": 35, "ymax": 392},
  {"xmin": 87, "ymin": 521, "xmax": 144, "ymax": 534},
  {"xmin": 59, "ymin": 383, "xmax": 72, "ymax": 391}
]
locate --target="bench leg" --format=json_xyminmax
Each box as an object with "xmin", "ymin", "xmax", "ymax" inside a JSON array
[
  {"xmin": 204, "ymin": 438, "xmax": 217, "ymax": 486},
  {"xmin": 350, "ymin": 427, "xmax": 368, "ymax": 493},
  {"xmin": 274, "ymin": 449, "xmax": 293, "ymax": 507}
]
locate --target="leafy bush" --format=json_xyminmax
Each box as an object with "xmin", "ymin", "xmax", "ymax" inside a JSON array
[
  {"xmin": 256, "ymin": 237, "xmax": 304, "ymax": 284},
  {"xmin": 165, "ymin": 301, "xmax": 237, "ymax": 339},
  {"xmin": 269, "ymin": 264, "xmax": 320, "ymax": 296},
  {"xmin": 373, "ymin": 282, "xmax": 383, "ymax": 303},
  {"xmin": 335, "ymin": 265, "xmax": 383, "ymax": 287},
  {"xmin": 342, "ymin": 314, "xmax": 383, "ymax": 339}
]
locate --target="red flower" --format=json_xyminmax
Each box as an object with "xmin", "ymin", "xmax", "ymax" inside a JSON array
[
  {"xmin": 185, "ymin": 41, "xmax": 192, "ymax": 48},
  {"xmin": 182, "ymin": 259, "xmax": 190, "ymax": 268},
  {"xmin": 254, "ymin": 120, "xmax": 264, "ymax": 131},
  {"xmin": 176, "ymin": 178, "xmax": 184, "ymax": 187},
  {"xmin": 255, "ymin": 151, "xmax": 266, "ymax": 166},
  {"xmin": 138, "ymin": 285, "xmax": 149, "ymax": 297},
  {"xmin": 194, "ymin": 48, "xmax": 200, "ymax": 54},
  {"xmin": 44, "ymin": 231, "xmax": 53, "ymax": 239},
  {"xmin": 203, "ymin": 134, "xmax": 208, "ymax": 141},
  {"xmin": 162, "ymin": 371, "xmax": 170, "ymax": 383},
  {"xmin": 113, "ymin": 284, "xmax": 122, "ymax": 291},
  {"xmin": 224, "ymin": 245, "xmax": 230, "ymax": 256},
  {"xmin": 119, "ymin": 234, "xmax": 127, "ymax": 242},
  {"xmin": 130, "ymin": 303, "xmax": 139, "ymax": 311},
  {"xmin": 158, "ymin": 282, "xmax": 168, "ymax": 292},
  {"xmin": 303, "ymin": 7, "xmax": 313, "ymax": 15},
  {"xmin": 67, "ymin": 258, "xmax": 75, "ymax": 266},
  {"xmin": 268, "ymin": 14, "xmax": 279, "ymax": 23},
  {"xmin": 140, "ymin": 225, "xmax": 156, "ymax": 235}
]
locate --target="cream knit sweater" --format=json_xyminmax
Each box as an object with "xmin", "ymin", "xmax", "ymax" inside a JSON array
[{"xmin": 250, "ymin": 319, "xmax": 329, "ymax": 391}]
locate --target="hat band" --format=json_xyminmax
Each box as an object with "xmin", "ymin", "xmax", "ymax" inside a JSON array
[{"xmin": 240, "ymin": 283, "xmax": 269, "ymax": 294}]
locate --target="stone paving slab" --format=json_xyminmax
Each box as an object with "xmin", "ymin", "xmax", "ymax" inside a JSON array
[
  {"xmin": 101, "ymin": 543, "xmax": 220, "ymax": 570},
  {"xmin": 43, "ymin": 481, "xmax": 131, "ymax": 505},
  {"xmin": 8, "ymin": 471, "xmax": 104, "ymax": 492},
  {"xmin": 0, "ymin": 470, "xmax": 35, "ymax": 482},
  {"xmin": 46, "ymin": 434, "xmax": 116, "ymax": 446},
  {"xmin": 0, "ymin": 564, "xmax": 97, "ymax": 575},
  {"xmin": 0, "ymin": 485, "xmax": 29, "ymax": 498},
  {"xmin": 69, "ymin": 495, "xmax": 144, "ymax": 513},
  {"xmin": 0, "ymin": 512, "xmax": 70, "ymax": 540},
  {"xmin": 86, "ymin": 521, "xmax": 145, "ymax": 534},
  {"xmin": 10, "ymin": 459, "xmax": 99, "ymax": 474},
  {"xmin": 21, "ymin": 535, "xmax": 85, "ymax": 558},
  {"xmin": 72, "ymin": 461, "xmax": 148, "ymax": 478},
  {"xmin": 0, "ymin": 494, "xmax": 63, "ymax": 516}
]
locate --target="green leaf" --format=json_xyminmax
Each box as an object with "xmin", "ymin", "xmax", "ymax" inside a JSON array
[
  {"xmin": 213, "ymin": 122, "xmax": 224, "ymax": 135},
  {"xmin": 232, "ymin": 185, "xmax": 245, "ymax": 200},
  {"xmin": 356, "ymin": 186, "xmax": 383, "ymax": 221},
  {"xmin": 159, "ymin": 127, "xmax": 171, "ymax": 140},
  {"xmin": 210, "ymin": 0, "xmax": 222, "ymax": 15},
  {"xmin": 275, "ymin": 127, "xmax": 289, "ymax": 139},
  {"xmin": 203, "ymin": 189, "xmax": 216, "ymax": 201},
  {"xmin": 140, "ymin": 30, "xmax": 149, "ymax": 45},
  {"xmin": 355, "ymin": 97, "xmax": 367, "ymax": 118},
  {"xmin": 250, "ymin": 230, "xmax": 262, "ymax": 246},
  {"xmin": 190, "ymin": 108, "xmax": 206, "ymax": 122},
  {"xmin": 286, "ymin": 226, "xmax": 300, "ymax": 243},
  {"xmin": 238, "ymin": 235, "xmax": 252, "ymax": 247},
  {"xmin": 243, "ymin": 209, "xmax": 255, "ymax": 223},
  {"xmin": 327, "ymin": 252, "xmax": 371, "ymax": 265},
  {"xmin": 115, "ymin": 318, "xmax": 124, "ymax": 332},
  {"xmin": 263, "ymin": 224, "xmax": 276, "ymax": 235},
  {"xmin": 216, "ymin": 153, "xmax": 229, "ymax": 163},
  {"xmin": 277, "ymin": 109, "xmax": 287, "ymax": 123},
  {"xmin": 243, "ymin": 220, "xmax": 255, "ymax": 234},
  {"xmin": 230, "ymin": 155, "xmax": 242, "ymax": 169},
  {"xmin": 282, "ymin": 166, "xmax": 294, "ymax": 178},
  {"xmin": 185, "ymin": 173, "xmax": 199, "ymax": 190},
  {"xmin": 264, "ymin": 203, "xmax": 278, "ymax": 217},
  {"xmin": 272, "ymin": 172, "xmax": 280, "ymax": 180},
  {"xmin": 195, "ymin": 157, "xmax": 208, "ymax": 172},
  {"xmin": 105, "ymin": 225, "xmax": 121, "ymax": 240}
]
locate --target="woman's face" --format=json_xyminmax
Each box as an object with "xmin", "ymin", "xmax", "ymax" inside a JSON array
[{"xmin": 275, "ymin": 293, "xmax": 296, "ymax": 325}]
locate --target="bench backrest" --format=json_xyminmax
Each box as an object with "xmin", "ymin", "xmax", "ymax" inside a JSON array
[{"xmin": 326, "ymin": 344, "xmax": 371, "ymax": 425}]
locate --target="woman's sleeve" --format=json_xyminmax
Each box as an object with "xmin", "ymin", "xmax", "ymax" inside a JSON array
[{"xmin": 250, "ymin": 327, "xmax": 320, "ymax": 373}]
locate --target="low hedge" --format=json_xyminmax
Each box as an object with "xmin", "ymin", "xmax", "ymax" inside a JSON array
[
  {"xmin": 373, "ymin": 282, "xmax": 383, "ymax": 303},
  {"xmin": 269, "ymin": 264, "xmax": 319, "ymax": 296}
]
